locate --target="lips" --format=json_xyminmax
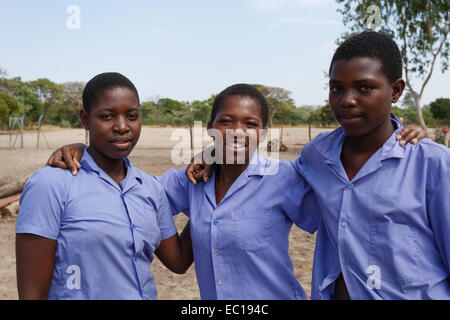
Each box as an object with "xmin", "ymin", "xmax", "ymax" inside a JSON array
[
  {"xmin": 338, "ymin": 113, "xmax": 365, "ymax": 125},
  {"xmin": 110, "ymin": 137, "xmax": 133, "ymax": 150}
]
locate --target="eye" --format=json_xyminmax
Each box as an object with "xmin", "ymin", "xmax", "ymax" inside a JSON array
[
  {"xmin": 246, "ymin": 121, "xmax": 258, "ymax": 127},
  {"xmin": 360, "ymin": 85, "xmax": 374, "ymax": 92},
  {"xmin": 219, "ymin": 118, "xmax": 232, "ymax": 124},
  {"xmin": 329, "ymin": 85, "xmax": 341, "ymax": 93},
  {"xmin": 100, "ymin": 113, "xmax": 113, "ymax": 120},
  {"xmin": 127, "ymin": 113, "xmax": 139, "ymax": 121}
]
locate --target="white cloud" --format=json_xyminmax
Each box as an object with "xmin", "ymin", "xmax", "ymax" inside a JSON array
[{"xmin": 253, "ymin": 0, "xmax": 329, "ymax": 10}]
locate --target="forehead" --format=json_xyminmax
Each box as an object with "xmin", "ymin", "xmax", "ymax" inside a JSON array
[
  {"xmin": 92, "ymin": 87, "xmax": 139, "ymax": 110},
  {"xmin": 219, "ymin": 95, "xmax": 263, "ymax": 117},
  {"xmin": 330, "ymin": 57, "xmax": 386, "ymax": 81}
]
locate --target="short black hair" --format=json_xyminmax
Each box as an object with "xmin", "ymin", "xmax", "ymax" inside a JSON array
[
  {"xmin": 82, "ymin": 72, "xmax": 139, "ymax": 113},
  {"xmin": 329, "ymin": 31, "xmax": 403, "ymax": 83},
  {"xmin": 211, "ymin": 84, "xmax": 269, "ymax": 128}
]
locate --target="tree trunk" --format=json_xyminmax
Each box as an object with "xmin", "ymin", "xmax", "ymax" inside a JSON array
[
  {"xmin": 0, "ymin": 175, "xmax": 29, "ymax": 198},
  {"xmin": 414, "ymin": 96, "xmax": 428, "ymax": 134}
]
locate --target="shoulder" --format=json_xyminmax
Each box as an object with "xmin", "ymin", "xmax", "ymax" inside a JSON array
[
  {"xmin": 26, "ymin": 166, "xmax": 73, "ymax": 191},
  {"xmin": 405, "ymin": 139, "xmax": 450, "ymax": 174},
  {"xmin": 302, "ymin": 129, "xmax": 340, "ymax": 155},
  {"xmin": 406, "ymin": 139, "xmax": 449, "ymax": 170},
  {"xmin": 132, "ymin": 167, "xmax": 165, "ymax": 196},
  {"xmin": 258, "ymin": 156, "xmax": 305, "ymax": 184}
]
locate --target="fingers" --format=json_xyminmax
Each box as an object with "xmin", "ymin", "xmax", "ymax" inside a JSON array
[
  {"xmin": 396, "ymin": 126, "xmax": 412, "ymax": 146},
  {"xmin": 397, "ymin": 127, "xmax": 425, "ymax": 146},
  {"xmin": 62, "ymin": 147, "xmax": 79, "ymax": 176},
  {"xmin": 46, "ymin": 149, "xmax": 66, "ymax": 168},
  {"xmin": 185, "ymin": 164, "xmax": 197, "ymax": 185},
  {"xmin": 399, "ymin": 117, "xmax": 404, "ymax": 125},
  {"xmin": 203, "ymin": 165, "xmax": 213, "ymax": 183}
]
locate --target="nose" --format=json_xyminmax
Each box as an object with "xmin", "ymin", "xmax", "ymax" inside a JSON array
[
  {"xmin": 113, "ymin": 115, "xmax": 130, "ymax": 134},
  {"xmin": 341, "ymin": 88, "xmax": 357, "ymax": 108}
]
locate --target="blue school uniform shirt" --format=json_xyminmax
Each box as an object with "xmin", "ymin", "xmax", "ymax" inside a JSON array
[
  {"xmin": 16, "ymin": 149, "xmax": 177, "ymax": 300},
  {"xmin": 157, "ymin": 153, "xmax": 319, "ymax": 300},
  {"xmin": 293, "ymin": 114, "xmax": 450, "ymax": 299}
]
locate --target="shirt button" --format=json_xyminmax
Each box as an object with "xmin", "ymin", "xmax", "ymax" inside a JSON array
[
  {"xmin": 341, "ymin": 221, "xmax": 347, "ymax": 228},
  {"xmin": 217, "ymin": 280, "xmax": 222, "ymax": 285},
  {"xmin": 213, "ymin": 219, "xmax": 219, "ymax": 225},
  {"xmin": 131, "ymin": 224, "xmax": 136, "ymax": 230},
  {"xmin": 133, "ymin": 256, "xmax": 138, "ymax": 262},
  {"xmin": 347, "ymin": 183, "xmax": 354, "ymax": 189},
  {"xmin": 214, "ymin": 250, "xmax": 219, "ymax": 254}
]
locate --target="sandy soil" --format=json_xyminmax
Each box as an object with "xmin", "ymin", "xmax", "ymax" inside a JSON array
[{"xmin": 0, "ymin": 126, "xmax": 330, "ymax": 300}]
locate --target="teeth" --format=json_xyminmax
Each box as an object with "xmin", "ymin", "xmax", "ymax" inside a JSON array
[{"xmin": 226, "ymin": 142, "xmax": 245, "ymax": 148}]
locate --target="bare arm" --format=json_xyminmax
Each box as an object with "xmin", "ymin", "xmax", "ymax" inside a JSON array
[
  {"xmin": 16, "ymin": 233, "xmax": 57, "ymax": 299},
  {"xmin": 154, "ymin": 221, "xmax": 193, "ymax": 274}
]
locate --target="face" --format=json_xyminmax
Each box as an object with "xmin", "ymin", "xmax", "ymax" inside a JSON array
[
  {"xmin": 80, "ymin": 87, "xmax": 141, "ymax": 162},
  {"xmin": 207, "ymin": 95, "xmax": 265, "ymax": 164},
  {"xmin": 329, "ymin": 57, "xmax": 404, "ymax": 136}
]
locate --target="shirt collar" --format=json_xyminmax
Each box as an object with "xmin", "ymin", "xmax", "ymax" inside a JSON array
[
  {"xmin": 315, "ymin": 113, "xmax": 406, "ymax": 164},
  {"xmin": 246, "ymin": 151, "xmax": 276, "ymax": 177},
  {"xmin": 80, "ymin": 148, "xmax": 143, "ymax": 191}
]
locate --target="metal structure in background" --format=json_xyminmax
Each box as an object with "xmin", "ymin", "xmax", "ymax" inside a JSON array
[
  {"xmin": 36, "ymin": 115, "xmax": 50, "ymax": 149},
  {"xmin": 8, "ymin": 115, "xmax": 24, "ymax": 148}
]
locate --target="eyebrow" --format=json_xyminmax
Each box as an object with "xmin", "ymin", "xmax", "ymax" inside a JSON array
[
  {"xmin": 221, "ymin": 114, "xmax": 261, "ymax": 121},
  {"xmin": 329, "ymin": 79, "xmax": 375, "ymax": 84},
  {"xmin": 98, "ymin": 107, "xmax": 140, "ymax": 111}
]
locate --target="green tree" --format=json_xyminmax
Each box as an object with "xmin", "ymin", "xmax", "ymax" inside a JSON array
[
  {"xmin": 429, "ymin": 97, "xmax": 450, "ymax": 125},
  {"xmin": 0, "ymin": 93, "xmax": 21, "ymax": 129},
  {"xmin": 190, "ymin": 99, "xmax": 212, "ymax": 124},
  {"xmin": 252, "ymin": 84, "xmax": 295, "ymax": 127},
  {"xmin": 48, "ymin": 82, "xmax": 84, "ymax": 127},
  {"xmin": 29, "ymin": 78, "xmax": 63, "ymax": 120},
  {"xmin": 336, "ymin": 0, "xmax": 450, "ymax": 132}
]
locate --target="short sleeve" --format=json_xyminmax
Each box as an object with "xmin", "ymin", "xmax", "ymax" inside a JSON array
[
  {"xmin": 427, "ymin": 156, "xmax": 450, "ymax": 273},
  {"xmin": 282, "ymin": 159, "xmax": 320, "ymax": 234},
  {"xmin": 155, "ymin": 167, "xmax": 191, "ymax": 217},
  {"xmin": 155, "ymin": 185, "xmax": 178, "ymax": 241},
  {"xmin": 15, "ymin": 167, "xmax": 67, "ymax": 240}
]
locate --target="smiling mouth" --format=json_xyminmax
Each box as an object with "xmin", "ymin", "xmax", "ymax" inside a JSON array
[{"xmin": 225, "ymin": 141, "xmax": 246, "ymax": 150}]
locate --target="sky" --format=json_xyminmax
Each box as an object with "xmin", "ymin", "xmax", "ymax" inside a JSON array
[{"xmin": 0, "ymin": 0, "xmax": 448, "ymax": 107}]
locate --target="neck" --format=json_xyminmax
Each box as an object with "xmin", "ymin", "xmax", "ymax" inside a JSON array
[
  {"xmin": 216, "ymin": 163, "xmax": 249, "ymax": 184},
  {"xmin": 345, "ymin": 118, "xmax": 395, "ymax": 154},
  {"xmin": 87, "ymin": 147, "xmax": 127, "ymax": 183}
]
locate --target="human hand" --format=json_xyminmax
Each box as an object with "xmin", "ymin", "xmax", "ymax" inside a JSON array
[
  {"xmin": 396, "ymin": 117, "xmax": 427, "ymax": 147},
  {"xmin": 46, "ymin": 143, "xmax": 85, "ymax": 175}
]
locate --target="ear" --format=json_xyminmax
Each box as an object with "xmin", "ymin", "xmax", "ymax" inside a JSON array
[
  {"xmin": 80, "ymin": 109, "xmax": 89, "ymax": 130},
  {"xmin": 391, "ymin": 79, "xmax": 405, "ymax": 103}
]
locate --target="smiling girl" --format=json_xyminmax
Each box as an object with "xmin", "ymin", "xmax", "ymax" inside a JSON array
[{"xmin": 15, "ymin": 73, "xmax": 193, "ymax": 300}]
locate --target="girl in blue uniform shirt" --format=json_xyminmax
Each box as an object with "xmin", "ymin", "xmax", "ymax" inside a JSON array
[
  {"xmin": 190, "ymin": 32, "xmax": 449, "ymax": 300},
  {"xmin": 46, "ymin": 82, "xmax": 423, "ymax": 300},
  {"xmin": 295, "ymin": 31, "xmax": 450, "ymax": 300},
  {"xmin": 16, "ymin": 73, "xmax": 193, "ymax": 300}
]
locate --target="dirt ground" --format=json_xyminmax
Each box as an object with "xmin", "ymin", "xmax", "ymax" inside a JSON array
[{"xmin": 0, "ymin": 126, "xmax": 330, "ymax": 300}]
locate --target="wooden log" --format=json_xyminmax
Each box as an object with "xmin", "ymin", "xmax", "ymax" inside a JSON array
[
  {"xmin": 0, "ymin": 193, "xmax": 21, "ymax": 209},
  {"xmin": 0, "ymin": 175, "xmax": 29, "ymax": 198},
  {"xmin": 6, "ymin": 200, "xmax": 20, "ymax": 216}
]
